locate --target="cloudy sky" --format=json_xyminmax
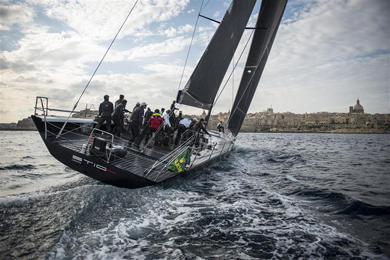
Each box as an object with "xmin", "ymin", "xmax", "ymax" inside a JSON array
[{"xmin": 0, "ymin": 0, "xmax": 389, "ymax": 123}]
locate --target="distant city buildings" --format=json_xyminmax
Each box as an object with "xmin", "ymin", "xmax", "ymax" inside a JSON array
[
  {"xmin": 208, "ymin": 99, "xmax": 390, "ymax": 134},
  {"xmin": 1, "ymin": 99, "xmax": 389, "ymax": 133}
]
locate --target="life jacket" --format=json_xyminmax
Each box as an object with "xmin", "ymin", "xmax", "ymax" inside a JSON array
[{"xmin": 149, "ymin": 113, "xmax": 164, "ymax": 129}]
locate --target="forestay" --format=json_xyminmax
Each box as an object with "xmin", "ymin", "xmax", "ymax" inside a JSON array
[
  {"xmin": 228, "ymin": 0, "xmax": 288, "ymax": 136},
  {"xmin": 176, "ymin": 0, "xmax": 256, "ymax": 110}
]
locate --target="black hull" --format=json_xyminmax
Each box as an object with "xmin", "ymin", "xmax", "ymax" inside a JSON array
[
  {"xmin": 32, "ymin": 115, "xmax": 232, "ymax": 189},
  {"xmin": 32, "ymin": 115, "xmax": 156, "ymax": 188}
]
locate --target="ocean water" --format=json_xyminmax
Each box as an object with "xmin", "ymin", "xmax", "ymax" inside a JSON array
[{"xmin": 0, "ymin": 131, "xmax": 389, "ymax": 259}]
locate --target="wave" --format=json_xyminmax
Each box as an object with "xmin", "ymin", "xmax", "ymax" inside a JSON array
[
  {"xmin": 288, "ymin": 186, "xmax": 390, "ymax": 217},
  {"xmin": 0, "ymin": 164, "xmax": 36, "ymax": 171},
  {"xmin": 336, "ymin": 200, "xmax": 390, "ymax": 216}
]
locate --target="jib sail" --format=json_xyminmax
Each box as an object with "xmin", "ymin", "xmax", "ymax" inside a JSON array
[{"xmin": 228, "ymin": 0, "xmax": 288, "ymax": 136}]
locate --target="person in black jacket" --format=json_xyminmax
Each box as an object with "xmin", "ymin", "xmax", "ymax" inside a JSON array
[
  {"xmin": 112, "ymin": 99, "xmax": 128, "ymax": 137},
  {"xmin": 96, "ymin": 95, "xmax": 113, "ymax": 132},
  {"xmin": 174, "ymin": 111, "xmax": 183, "ymax": 130},
  {"xmin": 133, "ymin": 102, "xmax": 140, "ymax": 112},
  {"xmin": 129, "ymin": 101, "xmax": 147, "ymax": 145},
  {"xmin": 143, "ymin": 107, "xmax": 153, "ymax": 128},
  {"xmin": 193, "ymin": 118, "xmax": 210, "ymax": 147},
  {"xmin": 115, "ymin": 94, "xmax": 124, "ymax": 107}
]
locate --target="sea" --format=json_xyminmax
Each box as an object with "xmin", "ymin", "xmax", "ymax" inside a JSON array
[{"xmin": 0, "ymin": 131, "xmax": 389, "ymax": 260}]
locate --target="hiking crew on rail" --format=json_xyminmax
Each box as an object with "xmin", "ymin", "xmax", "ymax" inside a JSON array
[{"xmin": 96, "ymin": 94, "xmax": 217, "ymax": 149}]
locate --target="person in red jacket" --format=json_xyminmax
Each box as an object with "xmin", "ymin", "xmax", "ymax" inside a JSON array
[{"xmin": 144, "ymin": 109, "xmax": 164, "ymax": 145}]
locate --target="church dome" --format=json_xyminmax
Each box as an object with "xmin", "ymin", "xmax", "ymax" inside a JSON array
[{"xmin": 353, "ymin": 99, "xmax": 364, "ymax": 112}]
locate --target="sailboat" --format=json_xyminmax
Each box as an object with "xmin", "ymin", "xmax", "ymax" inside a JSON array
[{"xmin": 31, "ymin": 0, "xmax": 288, "ymax": 189}]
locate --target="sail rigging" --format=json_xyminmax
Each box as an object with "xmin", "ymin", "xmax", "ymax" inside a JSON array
[
  {"xmin": 228, "ymin": 0, "xmax": 288, "ymax": 136},
  {"xmin": 176, "ymin": 0, "xmax": 256, "ymax": 110}
]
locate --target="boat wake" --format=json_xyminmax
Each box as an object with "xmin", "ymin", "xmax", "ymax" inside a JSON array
[{"xmin": 1, "ymin": 132, "xmax": 389, "ymax": 259}]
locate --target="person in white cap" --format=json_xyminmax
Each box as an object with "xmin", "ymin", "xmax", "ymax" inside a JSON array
[
  {"xmin": 129, "ymin": 102, "xmax": 147, "ymax": 145},
  {"xmin": 189, "ymin": 117, "xmax": 198, "ymax": 130}
]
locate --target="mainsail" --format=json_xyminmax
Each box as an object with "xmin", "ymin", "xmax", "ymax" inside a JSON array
[
  {"xmin": 176, "ymin": 0, "xmax": 256, "ymax": 110},
  {"xmin": 228, "ymin": 0, "xmax": 288, "ymax": 136}
]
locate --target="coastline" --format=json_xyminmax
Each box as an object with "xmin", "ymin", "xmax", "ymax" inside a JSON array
[
  {"xmin": 1, "ymin": 128, "xmax": 388, "ymax": 134},
  {"xmin": 0, "ymin": 128, "xmax": 37, "ymax": 131},
  {"xmin": 240, "ymin": 130, "xmax": 390, "ymax": 134}
]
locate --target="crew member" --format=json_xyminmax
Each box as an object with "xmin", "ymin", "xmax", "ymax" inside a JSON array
[
  {"xmin": 174, "ymin": 111, "xmax": 183, "ymax": 130},
  {"xmin": 189, "ymin": 117, "xmax": 197, "ymax": 130},
  {"xmin": 129, "ymin": 101, "xmax": 147, "ymax": 145},
  {"xmin": 162, "ymin": 109, "xmax": 172, "ymax": 145},
  {"xmin": 96, "ymin": 95, "xmax": 113, "ymax": 132},
  {"xmin": 133, "ymin": 102, "xmax": 140, "ymax": 112},
  {"xmin": 193, "ymin": 118, "xmax": 211, "ymax": 147},
  {"xmin": 112, "ymin": 99, "xmax": 128, "ymax": 137},
  {"xmin": 170, "ymin": 100, "xmax": 178, "ymax": 112},
  {"xmin": 145, "ymin": 109, "xmax": 164, "ymax": 145},
  {"xmin": 143, "ymin": 107, "xmax": 153, "ymax": 128},
  {"xmin": 174, "ymin": 117, "xmax": 191, "ymax": 145},
  {"xmin": 115, "ymin": 94, "xmax": 124, "ymax": 107},
  {"xmin": 217, "ymin": 121, "xmax": 225, "ymax": 133}
]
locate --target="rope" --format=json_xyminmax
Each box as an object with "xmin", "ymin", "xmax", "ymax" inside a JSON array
[
  {"xmin": 177, "ymin": 0, "xmax": 205, "ymax": 92},
  {"xmin": 201, "ymin": 0, "xmax": 211, "ymax": 12},
  {"xmin": 57, "ymin": 0, "xmax": 139, "ymax": 138}
]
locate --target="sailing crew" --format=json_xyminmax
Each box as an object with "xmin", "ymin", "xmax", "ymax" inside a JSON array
[
  {"xmin": 133, "ymin": 102, "xmax": 140, "ymax": 112},
  {"xmin": 193, "ymin": 118, "xmax": 211, "ymax": 147},
  {"xmin": 174, "ymin": 117, "xmax": 191, "ymax": 145},
  {"xmin": 115, "ymin": 94, "xmax": 124, "ymax": 107},
  {"xmin": 145, "ymin": 109, "xmax": 164, "ymax": 145},
  {"xmin": 189, "ymin": 117, "xmax": 197, "ymax": 130},
  {"xmin": 143, "ymin": 107, "xmax": 153, "ymax": 128},
  {"xmin": 217, "ymin": 121, "xmax": 225, "ymax": 133},
  {"xmin": 162, "ymin": 109, "xmax": 172, "ymax": 145},
  {"xmin": 129, "ymin": 101, "xmax": 147, "ymax": 145},
  {"xmin": 96, "ymin": 95, "xmax": 114, "ymax": 132},
  {"xmin": 174, "ymin": 111, "xmax": 183, "ymax": 130},
  {"xmin": 112, "ymin": 99, "xmax": 129, "ymax": 137},
  {"xmin": 170, "ymin": 100, "xmax": 178, "ymax": 112}
]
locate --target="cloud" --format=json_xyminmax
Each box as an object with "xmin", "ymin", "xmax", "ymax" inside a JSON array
[
  {"xmin": 246, "ymin": 0, "xmax": 390, "ymax": 114},
  {"xmin": 26, "ymin": 0, "xmax": 190, "ymax": 41},
  {"xmin": 0, "ymin": 4, "xmax": 34, "ymax": 30},
  {"xmin": 161, "ymin": 24, "xmax": 193, "ymax": 37},
  {"xmin": 0, "ymin": 0, "xmax": 389, "ymax": 123},
  {"xmin": 122, "ymin": 36, "xmax": 192, "ymax": 61}
]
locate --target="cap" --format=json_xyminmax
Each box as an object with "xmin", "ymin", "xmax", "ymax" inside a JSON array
[
  {"xmin": 193, "ymin": 117, "xmax": 198, "ymax": 122},
  {"xmin": 141, "ymin": 102, "xmax": 147, "ymax": 106},
  {"xmin": 136, "ymin": 102, "xmax": 140, "ymax": 105}
]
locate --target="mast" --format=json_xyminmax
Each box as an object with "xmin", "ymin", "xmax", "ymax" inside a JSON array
[
  {"xmin": 227, "ymin": 0, "xmax": 288, "ymax": 136},
  {"xmin": 176, "ymin": 0, "xmax": 256, "ymax": 111}
]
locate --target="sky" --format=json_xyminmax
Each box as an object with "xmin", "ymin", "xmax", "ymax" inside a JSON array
[{"xmin": 0, "ymin": 0, "xmax": 389, "ymax": 123}]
